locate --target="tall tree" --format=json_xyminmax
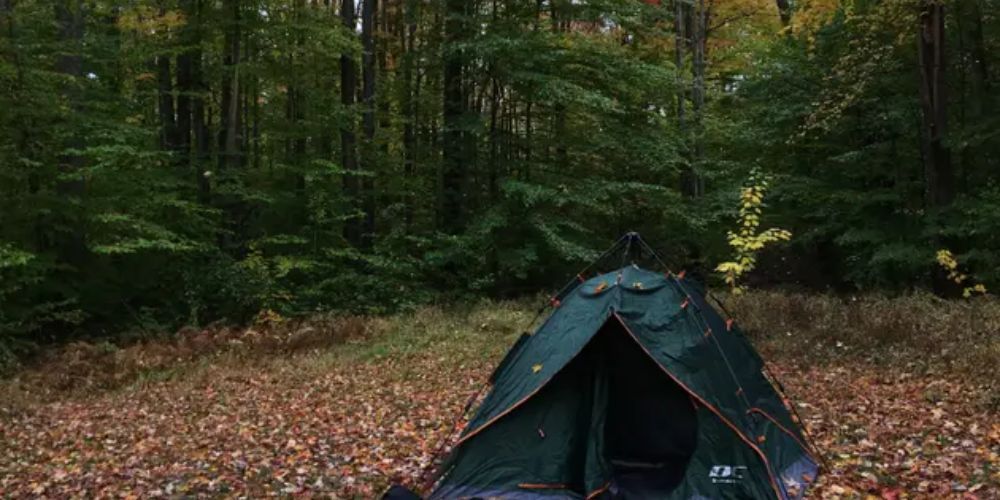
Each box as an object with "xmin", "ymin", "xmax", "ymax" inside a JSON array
[
  {"xmin": 674, "ymin": 0, "xmax": 685, "ymax": 130},
  {"xmin": 441, "ymin": 0, "xmax": 468, "ymax": 234},
  {"xmin": 54, "ymin": 0, "xmax": 86, "ymax": 263},
  {"xmin": 218, "ymin": 0, "xmax": 241, "ymax": 170},
  {"xmin": 175, "ymin": 8, "xmax": 193, "ymax": 163},
  {"xmin": 681, "ymin": 0, "xmax": 707, "ymax": 197},
  {"xmin": 401, "ymin": 0, "xmax": 418, "ymax": 227},
  {"xmin": 157, "ymin": 53, "xmax": 177, "ymax": 151},
  {"xmin": 918, "ymin": 0, "xmax": 953, "ymax": 208},
  {"xmin": 360, "ymin": 0, "xmax": 376, "ymax": 245},
  {"xmin": 341, "ymin": 0, "xmax": 362, "ymax": 246}
]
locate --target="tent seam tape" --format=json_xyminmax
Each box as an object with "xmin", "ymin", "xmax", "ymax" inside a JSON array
[
  {"xmin": 611, "ymin": 312, "xmax": 785, "ymax": 500},
  {"xmin": 452, "ymin": 308, "xmax": 613, "ymax": 447},
  {"xmin": 748, "ymin": 407, "xmax": 818, "ymax": 466},
  {"xmin": 585, "ymin": 481, "xmax": 612, "ymax": 499}
]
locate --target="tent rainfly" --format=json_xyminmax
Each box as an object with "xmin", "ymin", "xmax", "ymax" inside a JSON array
[{"xmin": 389, "ymin": 234, "xmax": 821, "ymax": 500}]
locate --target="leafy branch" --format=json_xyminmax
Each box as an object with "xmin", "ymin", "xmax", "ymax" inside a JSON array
[{"xmin": 716, "ymin": 169, "xmax": 792, "ymax": 294}]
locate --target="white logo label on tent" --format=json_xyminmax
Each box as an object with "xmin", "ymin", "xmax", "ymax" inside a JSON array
[{"xmin": 709, "ymin": 465, "xmax": 747, "ymax": 484}]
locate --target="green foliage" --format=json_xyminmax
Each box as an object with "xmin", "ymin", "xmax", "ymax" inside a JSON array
[{"xmin": 2, "ymin": 0, "xmax": 1000, "ymax": 367}]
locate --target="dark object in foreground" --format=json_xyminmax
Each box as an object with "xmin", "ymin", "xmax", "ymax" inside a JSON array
[
  {"xmin": 382, "ymin": 484, "xmax": 422, "ymax": 500},
  {"xmin": 417, "ymin": 235, "xmax": 822, "ymax": 499}
]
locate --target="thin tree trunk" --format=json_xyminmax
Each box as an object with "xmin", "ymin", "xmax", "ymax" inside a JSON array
[
  {"xmin": 674, "ymin": 0, "xmax": 685, "ymax": 129},
  {"xmin": 341, "ymin": 0, "xmax": 362, "ymax": 246},
  {"xmin": 401, "ymin": 0, "xmax": 417, "ymax": 227},
  {"xmin": 288, "ymin": 0, "xmax": 306, "ymax": 219},
  {"xmin": 360, "ymin": 0, "xmax": 377, "ymax": 246},
  {"xmin": 441, "ymin": 0, "xmax": 467, "ymax": 234},
  {"xmin": 489, "ymin": 75, "xmax": 499, "ymax": 202},
  {"xmin": 176, "ymin": 47, "xmax": 193, "ymax": 162},
  {"xmin": 157, "ymin": 55, "xmax": 177, "ymax": 151},
  {"xmin": 918, "ymin": 0, "xmax": 953, "ymax": 208},
  {"xmin": 525, "ymin": 100, "xmax": 532, "ymax": 180},
  {"xmin": 192, "ymin": 45, "xmax": 210, "ymax": 200},
  {"xmin": 682, "ymin": 0, "xmax": 706, "ymax": 198},
  {"xmin": 551, "ymin": 1, "xmax": 568, "ymax": 172},
  {"xmin": 218, "ymin": 0, "xmax": 241, "ymax": 170},
  {"xmin": 54, "ymin": 0, "xmax": 86, "ymax": 263},
  {"xmin": 775, "ymin": 0, "xmax": 791, "ymax": 27},
  {"xmin": 958, "ymin": 0, "xmax": 989, "ymax": 190}
]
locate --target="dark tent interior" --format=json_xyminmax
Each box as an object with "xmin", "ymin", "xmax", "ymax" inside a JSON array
[{"xmin": 525, "ymin": 319, "xmax": 700, "ymax": 497}]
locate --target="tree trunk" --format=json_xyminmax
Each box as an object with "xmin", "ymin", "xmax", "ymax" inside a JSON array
[
  {"xmin": 157, "ymin": 55, "xmax": 177, "ymax": 151},
  {"xmin": 681, "ymin": 0, "xmax": 706, "ymax": 198},
  {"xmin": 775, "ymin": 0, "xmax": 791, "ymax": 27},
  {"xmin": 54, "ymin": 0, "xmax": 86, "ymax": 263},
  {"xmin": 176, "ymin": 47, "xmax": 193, "ymax": 162},
  {"xmin": 341, "ymin": 0, "xmax": 362, "ymax": 246},
  {"xmin": 551, "ymin": 1, "xmax": 568, "ymax": 172},
  {"xmin": 360, "ymin": 0, "xmax": 377, "ymax": 246},
  {"xmin": 918, "ymin": 0, "xmax": 953, "ymax": 208},
  {"xmin": 674, "ymin": 0, "xmax": 685, "ymax": 129},
  {"xmin": 957, "ymin": 0, "xmax": 989, "ymax": 190},
  {"xmin": 288, "ymin": 0, "xmax": 306, "ymax": 215},
  {"xmin": 192, "ymin": 44, "xmax": 210, "ymax": 201},
  {"xmin": 218, "ymin": 0, "xmax": 241, "ymax": 170},
  {"xmin": 401, "ymin": 0, "xmax": 417, "ymax": 228},
  {"xmin": 489, "ymin": 74, "xmax": 499, "ymax": 202},
  {"xmin": 441, "ymin": 0, "xmax": 467, "ymax": 234}
]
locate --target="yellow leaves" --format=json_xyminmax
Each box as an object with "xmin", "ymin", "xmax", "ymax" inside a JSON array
[
  {"xmin": 962, "ymin": 285, "xmax": 988, "ymax": 299},
  {"xmin": 717, "ymin": 168, "xmax": 792, "ymax": 294},
  {"xmin": 715, "ymin": 262, "xmax": 743, "ymax": 273},
  {"xmin": 118, "ymin": 6, "xmax": 186, "ymax": 36},
  {"xmin": 531, "ymin": 363, "xmax": 543, "ymax": 374},
  {"xmin": 936, "ymin": 249, "xmax": 958, "ymax": 271},
  {"xmin": 789, "ymin": 0, "xmax": 840, "ymax": 38},
  {"xmin": 936, "ymin": 249, "xmax": 988, "ymax": 299}
]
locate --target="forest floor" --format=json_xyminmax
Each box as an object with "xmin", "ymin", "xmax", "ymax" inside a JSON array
[{"xmin": 0, "ymin": 294, "xmax": 998, "ymax": 499}]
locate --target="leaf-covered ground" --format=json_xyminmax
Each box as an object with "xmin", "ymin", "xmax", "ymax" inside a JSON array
[{"xmin": 1, "ymin": 300, "xmax": 998, "ymax": 498}]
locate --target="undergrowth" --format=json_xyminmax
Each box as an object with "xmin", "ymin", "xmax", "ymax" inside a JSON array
[{"xmin": 2, "ymin": 291, "xmax": 997, "ymax": 409}]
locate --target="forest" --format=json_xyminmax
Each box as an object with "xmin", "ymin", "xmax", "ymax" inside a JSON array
[
  {"xmin": 1, "ymin": 0, "xmax": 999, "ymax": 496},
  {"xmin": 2, "ymin": 0, "xmax": 996, "ymax": 360}
]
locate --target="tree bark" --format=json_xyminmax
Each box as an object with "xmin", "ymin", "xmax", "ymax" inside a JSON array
[
  {"xmin": 191, "ymin": 43, "xmax": 210, "ymax": 201},
  {"xmin": 918, "ymin": 0, "xmax": 953, "ymax": 208},
  {"xmin": 401, "ymin": 0, "xmax": 417, "ymax": 227},
  {"xmin": 176, "ymin": 49, "xmax": 193, "ymax": 161},
  {"xmin": 441, "ymin": 0, "xmax": 467, "ymax": 234},
  {"xmin": 218, "ymin": 0, "xmax": 241, "ymax": 170},
  {"xmin": 54, "ymin": 0, "xmax": 87, "ymax": 263},
  {"xmin": 360, "ymin": 0, "xmax": 377, "ymax": 246},
  {"xmin": 775, "ymin": 0, "xmax": 791, "ymax": 27},
  {"xmin": 341, "ymin": 0, "xmax": 362, "ymax": 246},
  {"xmin": 157, "ymin": 54, "xmax": 177, "ymax": 151},
  {"xmin": 674, "ymin": 0, "xmax": 685, "ymax": 129},
  {"xmin": 681, "ymin": 0, "xmax": 706, "ymax": 198}
]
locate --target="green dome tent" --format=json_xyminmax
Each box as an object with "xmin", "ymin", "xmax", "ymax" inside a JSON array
[{"xmin": 416, "ymin": 235, "xmax": 820, "ymax": 499}]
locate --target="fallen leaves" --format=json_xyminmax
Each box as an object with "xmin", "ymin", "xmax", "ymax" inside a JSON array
[
  {"xmin": 0, "ymin": 352, "xmax": 487, "ymax": 498},
  {"xmin": 771, "ymin": 362, "xmax": 1000, "ymax": 498},
  {"xmin": 0, "ymin": 318, "xmax": 997, "ymax": 498}
]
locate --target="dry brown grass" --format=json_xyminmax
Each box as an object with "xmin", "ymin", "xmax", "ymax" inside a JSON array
[
  {"xmin": 0, "ymin": 314, "xmax": 376, "ymax": 406},
  {"xmin": 727, "ymin": 291, "xmax": 1000, "ymax": 407},
  {"xmin": 3, "ymin": 291, "xmax": 997, "ymax": 408}
]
